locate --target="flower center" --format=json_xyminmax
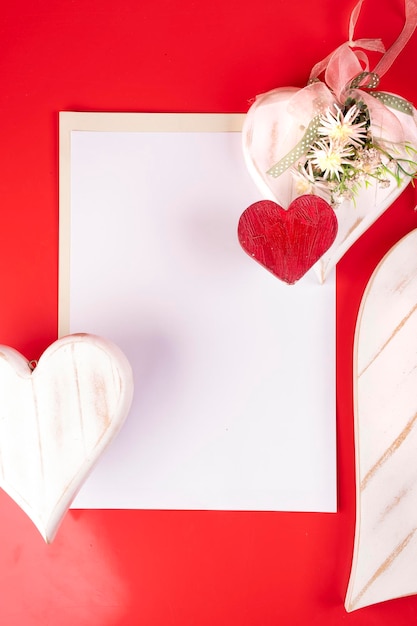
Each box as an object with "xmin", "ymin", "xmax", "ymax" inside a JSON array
[
  {"xmin": 328, "ymin": 124, "xmax": 353, "ymax": 143},
  {"xmin": 315, "ymin": 150, "xmax": 343, "ymax": 172}
]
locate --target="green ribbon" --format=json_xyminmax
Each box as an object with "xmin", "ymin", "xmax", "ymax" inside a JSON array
[
  {"xmin": 266, "ymin": 115, "xmax": 321, "ymax": 178},
  {"xmin": 370, "ymin": 91, "xmax": 414, "ymax": 115},
  {"xmin": 350, "ymin": 71, "xmax": 380, "ymax": 90},
  {"xmin": 349, "ymin": 72, "xmax": 414, "ymax": 114}
]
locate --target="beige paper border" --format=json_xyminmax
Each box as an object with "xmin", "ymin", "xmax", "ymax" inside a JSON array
[{"xmin": 58, "ymin": 112, "xmax": 245, "ymax": 337}]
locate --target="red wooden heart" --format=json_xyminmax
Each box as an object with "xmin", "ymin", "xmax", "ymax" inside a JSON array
[{"xmin": 238, "ymin": 195, "xmax": 338, "ymax": 284}]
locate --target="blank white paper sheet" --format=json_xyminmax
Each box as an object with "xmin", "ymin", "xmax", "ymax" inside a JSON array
[{"xmin": 59, "ymin": 112, "xmax": 336, "ymax": 512}]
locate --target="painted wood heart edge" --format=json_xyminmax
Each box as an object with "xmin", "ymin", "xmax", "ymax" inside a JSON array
[
  {"xmin": 0, "ymin": 333, "xmax": 134, "ymax": 542},
  {"xmin": 346, "ymin": 229, "xmax": 417, "ymax": 611},
  {"xmin": 237, "ymin": 196, "xmax": 338, "ymax": 284}
]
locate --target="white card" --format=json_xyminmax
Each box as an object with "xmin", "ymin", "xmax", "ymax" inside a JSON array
[{"xmin": 59, "ymin": 113, "xmax": 336, "ymax": 512}]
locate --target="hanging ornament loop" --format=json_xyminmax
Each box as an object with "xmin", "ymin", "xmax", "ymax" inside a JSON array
[{"xmin": 308, "ymin": 0, "xmax": 417, "ymax": 104}]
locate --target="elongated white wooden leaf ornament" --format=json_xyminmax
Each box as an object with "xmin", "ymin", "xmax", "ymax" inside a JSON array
[
  {"xmin": 346, "ymin": 229, "xmax": 417, "ymax": 611},
  {"xmin": 0, "ymin": 334, "xmax": 134, "ymax": 542}
]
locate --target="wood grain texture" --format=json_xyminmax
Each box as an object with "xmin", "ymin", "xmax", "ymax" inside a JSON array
[
  {"xmin": 242, "ymin": 87, "xmax": 417, "ymax": 282},
  {"xmin": 0, "ymin": 334, "xmax": 133, "ymax": 542},
  {"xmin": 346, "ymin": 229, "xmax": 417, "ymax": 611},
  {"xmin": 237, "ymin": 196, "xmax": 337, "ymax": 284}
]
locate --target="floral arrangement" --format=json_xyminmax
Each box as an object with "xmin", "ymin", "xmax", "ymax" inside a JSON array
[
  {"xmin": 290, "ymin": 98, "xmax": 417, "ymax": 207},
  {"xmin": 242, "ymin": 0, "xmax": 417, "ymax": 282}
]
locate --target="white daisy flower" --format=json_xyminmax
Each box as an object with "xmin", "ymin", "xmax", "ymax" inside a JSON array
[
  {"xmin": 308, "ymin": 140, "xmax": 354, "ymax": 180},
  {"xmin": 318, "ymin": 104, "xmax": 368, "ymax": 148}
]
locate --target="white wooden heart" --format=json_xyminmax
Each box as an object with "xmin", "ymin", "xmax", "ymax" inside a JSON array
[
  {"xmin": 345, "ymin": 229, "xmax": 417, "ymax": 611},
  {"xmin": 242, "ymin": 86, "xmax": 417, "ymax": 282},
  {"xmin": 0, "ymin": 333, "xmax": 133, "ymax": 542}
]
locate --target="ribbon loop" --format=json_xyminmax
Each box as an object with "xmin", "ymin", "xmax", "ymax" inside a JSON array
[{"xmin": 350, "ymin": 71, "xmax": 380, "ymax": 90}]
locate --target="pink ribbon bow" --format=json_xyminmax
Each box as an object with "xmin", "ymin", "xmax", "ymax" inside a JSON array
[{"xmin": 309, "ymin": 0, "xmax": 417, "ymax": 103}]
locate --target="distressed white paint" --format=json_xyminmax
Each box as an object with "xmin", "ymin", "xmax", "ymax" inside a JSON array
[
  {"xmin": 0, "ymin": 334, "xmax": 133, "ymax": 542},
  {"xmin": 346, "ymin": 229, "xmax": 417, "ymax": 611},
  {"xmin": 242, "ymin": 87, "xmax": 417, "ymax": 282}
]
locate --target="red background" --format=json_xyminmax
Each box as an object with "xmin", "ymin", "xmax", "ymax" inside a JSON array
[{"xmin": 1, "ymin": 0, "xmax": 417, "ymax": 623}]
